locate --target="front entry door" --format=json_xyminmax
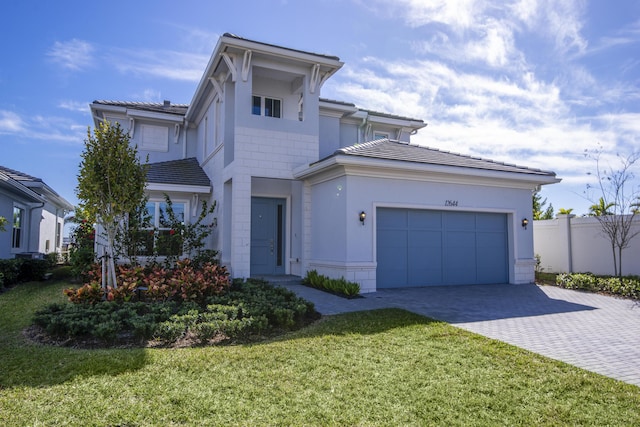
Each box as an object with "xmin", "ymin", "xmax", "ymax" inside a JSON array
[{"xmin": 250, "ymin": 197, "xmax": 286, "ymax": 275}]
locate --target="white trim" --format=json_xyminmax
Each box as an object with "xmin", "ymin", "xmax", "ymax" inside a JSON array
[
  {"xmin": 146, "ymin": 183, "xmax": 211, "ymax": 194},
  {"xmin": 295, "ymin": 155, "xmax": 560, "ymax": 188},
  {"xmin": 126, "ymin": 109, "xmax": 184, "ymax": 123}
]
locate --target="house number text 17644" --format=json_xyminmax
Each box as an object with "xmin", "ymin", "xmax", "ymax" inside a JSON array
[{"xmin": 445, "ymin": 200, "xmax": 459, "ymax": 207}]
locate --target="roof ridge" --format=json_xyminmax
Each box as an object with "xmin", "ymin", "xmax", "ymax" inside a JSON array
[
  {"xmin": 335, "ymin": 139, "xmax": 555, "ymax": 176},
  {"xmin": 414, "ymin": 143, "xmax": 545, "ymax": 173}
]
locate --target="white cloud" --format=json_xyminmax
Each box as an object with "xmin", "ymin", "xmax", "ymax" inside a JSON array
[
  {"xmin": 0, "ymin": 110, "xmax": 83, "ymax": 144},
  {"xmin": 0, "ymin": 110, "xmax": 24, "ymax": 133},
  {"xmin": 58, "ymin": 100, "xmax": 90, "ymax": 113},
  {"xmin": 47, "ymin": 39, "xmax": 95, "ymax": 71},
  {"xmin": 131, "ymin": 89, "xmax": 163, "ymax": 103},
  {"xmin": 109, "ymin": 49, "xmax": 208, "ymax": 82}
]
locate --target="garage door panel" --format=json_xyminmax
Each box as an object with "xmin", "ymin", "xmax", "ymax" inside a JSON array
[
  {"xmin": 476, "ymin": 213, "xmax": 505, "ymax": 231},
  {"xmin": 409, "ymin": 210, "xmax": 442, "ymax": 229},
  {"xmin": 377, "ymin": 208, "xmax": 508, "ymax": 288},
  {"xmin": 376, "ymin": 228, "xmax": 408, "ymax": 288},
  {"xmin": 378, "ymin": 208, "xmax": 408, "ymax": 229},
  {"xmin": 446, "ymin": 211, "xmax": 476, "ymax": 230}
]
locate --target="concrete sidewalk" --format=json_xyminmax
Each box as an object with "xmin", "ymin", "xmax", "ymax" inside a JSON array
[{"xmin": 280, "ymin": 282, "xmax": 640, "ymax": 387}]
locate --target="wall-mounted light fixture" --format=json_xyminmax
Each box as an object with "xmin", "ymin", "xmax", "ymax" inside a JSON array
[
  {"xmin": 359, "ymin": 211, "xmax": 366, "ymax": 225},
  {"xmin": 522, "ymin": 218, "xmax": 529, "ymax": 230}
]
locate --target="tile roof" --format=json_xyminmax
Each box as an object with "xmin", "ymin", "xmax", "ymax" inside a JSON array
[
  {"xmin": 93, "ymin": 100, "xmax": 188, "ymax": 116},
  {"xmin": 222, "ymin": 33, "xmax": 341, "ymax": 62},
  {"xmin": 335, "ymin": 139, "xmax": 556, "ymax": 177},
  {"xmin": 146, "ymin": 158, "xmax": 211, "ymax": 187},
  {"xmin": 0, "ymin": 165, "xmax": 42, "ymax": 183}
]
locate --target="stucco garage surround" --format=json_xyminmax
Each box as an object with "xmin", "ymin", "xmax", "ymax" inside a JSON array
[{"xmin": 295, "ymin": 141, "xmax": 558, "ymax": 293}]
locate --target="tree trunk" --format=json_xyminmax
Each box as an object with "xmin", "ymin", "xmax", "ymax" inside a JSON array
[{"xmin": 617, "ymin": 246, "xmax": 624, "ymax": 281}]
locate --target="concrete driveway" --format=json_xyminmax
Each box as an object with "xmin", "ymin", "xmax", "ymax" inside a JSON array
[{"xmin": 281, "ymin": 282, "xmax": 640, "ymax": 387}]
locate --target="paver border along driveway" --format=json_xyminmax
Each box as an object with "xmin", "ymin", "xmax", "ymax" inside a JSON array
[{"xmin": 283, "ymin": 282, "xmax": 640, "ymax": 387}]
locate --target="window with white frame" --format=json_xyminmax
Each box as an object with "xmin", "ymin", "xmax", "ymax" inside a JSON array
[
  {"xmin": 252, "ymin": 95, "xmax": 281, "ymax": 118},
  {"xmin": 139, "ymin": 200, "xmax": 187, "ymax": 256},
  {"xmin": 373, "ymin": 131, "xmax": 390, "ymax": 141},
  {"xmin": 11, "ymin": 206, "xmax": 24, "ymax": 249}
]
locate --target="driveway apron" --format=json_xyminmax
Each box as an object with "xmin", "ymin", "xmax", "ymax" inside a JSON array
[{"xmin": 282, "ymin": 282, "xmax": 640, "ymax": 387}]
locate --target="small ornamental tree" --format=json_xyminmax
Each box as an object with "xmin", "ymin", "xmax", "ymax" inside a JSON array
[
  {"xmin": 76, "ymin": 121, "xmax": 147, "ymax": 290},
  {"xmin": 586, "ymin": 148, "xmax": 640, "ymax": 279}
]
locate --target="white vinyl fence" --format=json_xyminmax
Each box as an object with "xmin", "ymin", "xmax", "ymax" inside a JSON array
[{"xmin": 533, "ymin": 214, "xmax": 640, "ymax": 276}]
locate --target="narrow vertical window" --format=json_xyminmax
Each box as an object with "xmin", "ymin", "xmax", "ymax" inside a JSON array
[
  {"xmin": 265, "ymin": 98, "xmax": 281, "ymax": 118},
  {"xmin": 252, "ymin": 96, "xmax": 261, "ymax": 115},
  {"xmin": 12, "ymin": 207, "xmax": 24, "ymax": 249},
  {"xmin": 276, "ymin": 204, "xmax": 283, "ymax": 267}
]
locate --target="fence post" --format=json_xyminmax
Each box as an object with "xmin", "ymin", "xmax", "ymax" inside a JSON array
[{"xmin": 556, "ymin": 214, "xmax": 575, "ymax": 273}]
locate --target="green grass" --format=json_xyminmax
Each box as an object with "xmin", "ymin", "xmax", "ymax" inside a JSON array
[{"xmin": 1, "ymin": 280, "xmax": 639, "ymax": 426}]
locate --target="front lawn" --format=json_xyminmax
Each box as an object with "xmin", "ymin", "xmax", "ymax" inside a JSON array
[{"xmin": 1, "ymin": 280, "xmax": 639, "ymax": 426}]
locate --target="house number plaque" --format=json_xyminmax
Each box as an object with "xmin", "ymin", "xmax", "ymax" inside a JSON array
[{"xmin": 445, "ymin": 200, "xmax": 459, "ymax": 207}]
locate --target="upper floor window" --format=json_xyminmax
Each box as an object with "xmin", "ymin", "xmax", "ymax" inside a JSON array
[
  {"xmin": 373, "ymin": 132, "xmax": 390, "ymax": 141},
  {"xmin": 252, "ymin": 95, "xmax": 281, "ymax": 118},
  {"xmin": 12, "ymin": 206, "xmax": 24, "ymax": 249}
]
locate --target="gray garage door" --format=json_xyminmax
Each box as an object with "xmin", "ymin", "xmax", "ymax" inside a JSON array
[{"xmin": 376, "ymin": 208, "xmax": 508, "ymax": 288}]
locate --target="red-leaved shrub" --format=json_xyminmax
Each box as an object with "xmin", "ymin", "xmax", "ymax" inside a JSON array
[{"xmin": 64, "ymin": 259, "xmax": 230, "ymax": 304}]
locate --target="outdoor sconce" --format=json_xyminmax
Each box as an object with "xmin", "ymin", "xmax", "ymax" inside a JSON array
[
  {"xmin": 359, "ymin": 211, "xmax": 366, "ymax": 225},
  {"xmin": 522, "ymin": 218, "xmax": 529, "ymax": 230}
]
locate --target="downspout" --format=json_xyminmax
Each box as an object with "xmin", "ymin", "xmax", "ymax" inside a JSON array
[
  {"xmin": 358, "ymin": 113, "xmax": 368, "ymax": 144},
  {"xmin": 27, "ymin": 201, "xmax": 45, "ymax": 253},
  {"xmin": 182, "ymin": 120, "xmax": 189, "ymax": 159}
]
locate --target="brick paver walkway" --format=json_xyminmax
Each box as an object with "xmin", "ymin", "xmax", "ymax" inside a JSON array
[{"xmin": 281, "ymin": 282, "xmax": 640, "ymax": 387}]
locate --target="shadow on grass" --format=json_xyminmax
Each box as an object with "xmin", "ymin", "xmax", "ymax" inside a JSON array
[
  {"xmin": 0, "ymin": 345, "xmax": 149, "ymax": 389},
  {"xmin": 273, "ymin": 308, "xmax": 444, "ymax": 343},
  {"xmin": 0, "ymin": 279, "xmax": 149, "ymax": 389}
]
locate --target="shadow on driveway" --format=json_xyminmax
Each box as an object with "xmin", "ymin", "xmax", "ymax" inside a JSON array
[{"xmin": 371, "ymin": 283, "xmax": 597, "ymax": 323}]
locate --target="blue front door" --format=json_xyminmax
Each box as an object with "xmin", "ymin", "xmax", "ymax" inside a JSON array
[{"xmin": 250, "ymin": 197, "xmax": 286, "ymax": 275}]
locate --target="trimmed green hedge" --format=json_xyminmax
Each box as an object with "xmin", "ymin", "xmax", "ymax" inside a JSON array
[
  {"xmin": 0, "ymin": 258, "xmax": 50, "ymax": 288},
  {"xmin": 556, "ymin": 273, "xmax": 640, "ymax": 300},
  {"xmin": 302, "ymin": 270, "xmax": 360, "ymax": 298}
]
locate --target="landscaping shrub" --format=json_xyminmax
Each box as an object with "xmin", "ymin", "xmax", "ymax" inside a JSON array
[
  {"xmin": 210, "ymin": 279, "xmax": 317, "ymax": 329},
  {"xmin": 18, "ymin": 259, "xmax": 50, "ymax": 282},
  {"xmin": 556, "ymin": 273, "xmax": 640, "ymax": 299},
  {"xmin": 34, "ymin": 278, "xmax": 317, "ymax": 347},
  {"xmin": 0, "ymin": 259, "xmax": 21, "ymax": 286},
  {"xmin": 302, "ymin": 270, "xmax": 360, "ymax": 298},
  {"xmin": 63, "ymin": 259, "xmax": 230, "ymax": 304}
]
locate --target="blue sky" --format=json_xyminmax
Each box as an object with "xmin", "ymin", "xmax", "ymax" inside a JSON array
[{"xmin": 1, "ymin": 0, "xmax": 639, "ymax": 217}]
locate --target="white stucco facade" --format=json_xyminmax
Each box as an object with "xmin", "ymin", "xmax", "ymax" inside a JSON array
[{"xmin": 91, "ymin": 33, "xmax": 559, "ymax": 291}]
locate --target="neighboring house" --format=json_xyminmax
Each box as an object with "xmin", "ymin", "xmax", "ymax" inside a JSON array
[
  {"xmin": 90, "ymin": 33, "xmax": 559, "ymax": 292},
  {"xmin": 0, "ymin": 166, "xmax": 74, "ymax": 259}
]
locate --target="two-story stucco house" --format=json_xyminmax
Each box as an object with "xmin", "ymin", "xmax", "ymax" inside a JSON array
[
  {"xmin": 90, "ymin": 33, "xmax": 559, "ymax": 292},
  {"xmin": 0, "ymin": 166, "xmax": 74, "ymax": 259}
]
